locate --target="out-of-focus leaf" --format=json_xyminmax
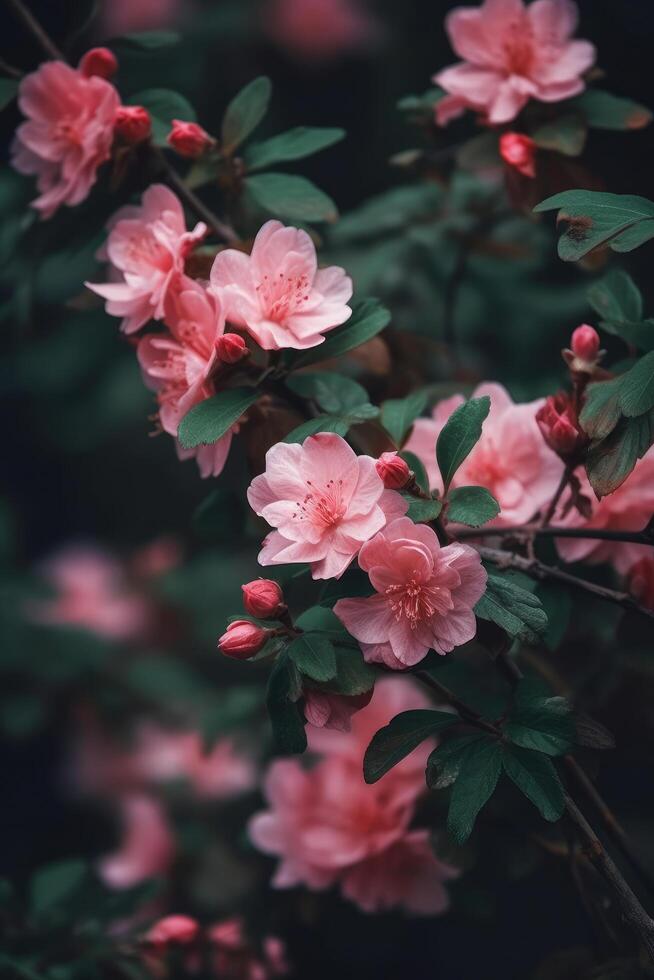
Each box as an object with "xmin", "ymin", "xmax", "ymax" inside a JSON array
[
  {"xmin": 114, "ymin": 30, "xmax": 181, "ymax": 49},
  {"xmin": 266, "ymin": 655, "xmax": 307, "ymax": 755},
  {"xmin": 447, "ymin": 486, "xmax": 500, "ymax": 527},
  {"xmin": 436, "ymin": 396, "xmax": 490, "ymax": 492},
  {"xmin": 331, "ymin": 184, "xmax": 443, "ymax": 243},
  {"xmin": 128, "ymin": 88, "xmax": 196, "ymax": 145},
  {"xmin": 192, "ymin": 488, "xmax": 247, "ymax": 541},
  {"xmin": 245, "ymin": 127, "xmax": 345, "ymax": 171},
  {"xmin": 244, "ymin": 173, "xmax": 338, "ymax": 223},
  {"xmin": 573, "ymin": 90, "xmax": 652, "ymax": 131},
  {"xmin": 30, "ymin": 860, "xmax": 88, "ymax": 917},
  {"xmin": 532, "ymin": 113, "xmax": 587, "ymax": 156},
  {"xmin": 0, "ymin": 79, "xmax": 19, "ymax": 111},
  {"xmin": 178, "ymin": 387, "xmax": 258, "ymax": 448},
  {"xmin": 364, "ymin": 709, "xmax": 457, "ymax": 783},
  {"xmin": 381, "ymin": 390, "xmax": 428, "ymax": 446},
  {"xmin": 535, "ymin": 191, "xmax": 654, "ymax": 261},
  {"xmin": 221, "ymin": 76, "xmax": 271, "ymax": 153}
]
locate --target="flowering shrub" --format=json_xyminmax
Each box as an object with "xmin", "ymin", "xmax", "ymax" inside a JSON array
[{"xmin": 4, "ymin": 1, "xmax": 654, "ymax": 978}]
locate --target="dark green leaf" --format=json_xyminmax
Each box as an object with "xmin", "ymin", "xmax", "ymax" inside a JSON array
[
  {"xmin": 192, "ymin": 488, "xmax": 246, "ymax": 541},
  {"xmin": 616, "ymin": 351, "xmax": 654, "ymax": 417},
  {"xmin": 0, "ymin": 79, "xmax": 19, "ymax": 111},
  {"xmin": 475, "ymin": 570, "xmax": 548, "ymax": 642},
  {"xmin": 330, "ymin": 647, "xmax": 376, "ymax": 695},
  {"xmin": 574, "ymin": 713, "xmax": 616, "ymax": 750},
  {"xmin": 291, "ymin": 297, "xmax": 391, "ymax": 368},
  {"xmin": 266, "ymin": 656, "xmax": 307, "ymax": 755},
  {"xmin": 221, "ymin": 76, "xmax": 271, "ymax": 153},
  {"xmin": 536, "ymin": 581, "xmax": 573, "ymax": 651},
  {"xmin": 287, "ymin": 633, "xmax": 337, "ymax": 682},
  {"xmin": 245, "ymin": 173, "xmax": 338, "ymax": 223},
  {"xmin": 447, "ymin": 486, "xmax": 500, "ymax": 527},
  {"xmin": 579, "ymin": 377, "xmax": 624, "ymax": 440},
  {"xmin": 128, "ymin": 88, "xmax": 196, "ymax": 145},
  {"xmin": 573, "ymin": 90, "xmax": 652, "ymax": 131},
  {"xmin": 588, "ymin": 269, "xmax": 643, "ymax": 324},
  {"xmin": 178, "ymin": 387, "xmax": 258, "ymax": 449},
  {"xmin": 426, "ymin": 734, "xmax": 488, "ymax": 789},
  {"xmin": 400, "ymin": 450, "xmax": 430, "ymax": 493},
  {"xmin": 286, "ymin": 371, "xmax": 370, "ymax": 414},
  {"xmin": 381, "ymin": 390, "xmax": 428, "ymax": 446},
  {"xmin": 283, "ymin": 415, "xmax": 353, "ymax": 443},
  {"xmin": 402, "ymin": 494, "xmax": 443, "ymax": 523},
  {"xmin": 446, "ymin": 737, "xmax": 504, "ymax": 844},
  {"xmin": 585, "ymin": 409, "xmax": 654, "ymax": 496},
  {"xmin": 245, "ymin": 126, "xmax": 345, "ymax": 171},
  {"xmin": 534, "ymin": 190, "xmax": 654, "ymax": 261},
  {"xmin": 364, "ymin": 709, "xmax": 457, "ymax": 783},
  {"xmin": 115, "ymin": 30, "xmax": 180, "ymax": 49},
  {"xmin": 502, "ymin": 745, "xmax": 565, "ymax": 821},
  {"xmin": 505, "ymin": 679, "xmax": 574, "ymax": 757},
  {"xmin": 532, "ymin": 113, "xmax": 587, "ymax": 156},
  {"xmin": 436, "ymin": 396, "xmax": 491, "ymax": 492},
  {"xmin": 30, "ymin": 860, "xmax": 87, "ymax": 916},
  {"xmin": 331, "ymin": 183, "xmax": 443, "ymax": 243}
]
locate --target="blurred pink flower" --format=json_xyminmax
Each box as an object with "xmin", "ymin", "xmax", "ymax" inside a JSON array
[
  {"xmin": 303, "ymin": 689, "xmax": 373, "ymax": 732},
  {"xmin": 628, "ymin": 558, "xmax": 654, "ymax": 610},
  {"xmin": 434, "ymin": 0, "xmax": 595, "ymax": 125},
  {"xmin": 99, "ymin": 793, "xmax": 174, "ymax": 888},
  {"xmin": 28, "ymin": 545, "xmax": 150, "ymax": 641},
  {"xmin": 210, "ymin": 220, "xmax": 352, "ymax": 351},
  {"xmin": 209, "ymin": 918, "xmax": 289, "ymax": 978},
  {"xmin": 87, "ymin": 184, "xmax": 206, "ymax": 334},
  {"xmin": 264, "ymin": 0, "xmax": 379, "ymax": 62},
  {"xmin": 101, "ymin": 0, "xmax": 181, "ymax": 37},
  {"xmin": 247, "ymin": 433, "xmax": 407, "ymax": 580},
  {"xmin": 11, "ymin": 61, "xmax": 119, "ymax": 219},
  {"xmin": 556, "ymin": 452, "xmax": 654, "ymax": 575},
  {"xmin": 335, "ymin": 517, "xmax": 486, "ymax": 668},
  {"xmin": 404, "ymin": 383, "xmax": 564, "ymax": 525}
]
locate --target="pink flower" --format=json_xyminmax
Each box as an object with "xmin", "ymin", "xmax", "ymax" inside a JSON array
[
  {"xmin": 628, "ymin": 558, "xmax": 654, "ymax": 610},
  {"xmin": 167, "ymin": 119, "xmax": 213, "ymax": 158},
  {"xmin": 404, "ymin": 383, "xmax": 565, "ymax": 525},
  {"xmin": 114, "ymin": 105, "xmax": 152, "ymax": 144},
  {"xmin": 210, "ymin": 220, "xmax": 352, "ymax": 351},
  {"xmin": 87, "ymin": 184, "xmax": 206, "ymax": 334},
  {"xmin": 265, "ymin": 0, "xmax": 379, "ymax": 62},
  {"xmin": 499, "ymin": 132, "xmax": 536, "ymax": 177},
  {"xmin": 434, "ymin": 0, "xmax": 595, "ymax": 126},
  {"xmin": 11, "ymin": 61, "xmax": 119, "ymax": 219},
  {"xmin": 146, "ymin": 915, "xmax": 199, "ymax": 946},
  {"xmin": 556, "ymin": 453, "xmax": 654, "ymax": 575},
  {"xmin": 99, "ymin": 794, "xmax": 174, "ymax": 888},
  {"xmin": 303, "ymin": 689, "xmax": 373, "ymax": 732},
  {"xmin": 79, "ymin": 48, "xmax": 118, "ymax": 80},
  {"xmin": 247, "ymin": 433, "xmax": 407, "ymax": 580},
  {"xmin": 101, "ymin": 0, "xmax": 181, "ymax": 36},
  {"xmin": 28, "ymin": 545, "xmax": 150, "ymax": 641},
  {"xmin": 209, "ymin": 919, "xmax": 289, "ymax": 978},
  {"xmin": 334, "ymin": 517, "xmax": 486, "ymax": 669}
]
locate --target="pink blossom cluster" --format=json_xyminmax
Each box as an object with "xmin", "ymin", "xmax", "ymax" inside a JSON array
[{"xmin": 250, "ymin": 677, "xmax": 459, "ymax": 915}]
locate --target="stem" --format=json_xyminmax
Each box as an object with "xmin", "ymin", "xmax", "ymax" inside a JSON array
[
  {"xmin": 477, "ymin": 545, "xmax": 654, "ymax": 622},
  {"xmin": 4, "ymin": 0, "xmax": 64, "ymax": 60},
  {"xmin": 415, "ymin": 670, "xmax": 498, "ymax": 735},
  {"xmin": 0, "ymin": 56, "xmax": 23, "ymax": 78},
  {"xmin": 541, "ymin": 463, "xmax": 573, "ymax": 527},
  {"xmin": 151, "ymin": 146, "xmax": 238, "ymax": 244},
  {"xmin": 457, "ymin": 524, "xmax": 654, "ymax": 546}
]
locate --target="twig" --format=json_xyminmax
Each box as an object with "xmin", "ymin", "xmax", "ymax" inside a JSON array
[
  {"xmin": 457, "ymin": 523, "xmax": 654, "ymax": 546},
  {"xmin": 541, "ymin": 463, "xmax": 573, "ymax": 527},
  {"xmin": 0, "ymin": 56, "xmax": 23, "ymax": 78},
  {"xmin": 477, "ymin": 545, "xmax": 654, "ymax": 622},
  {"xmin": 4, "ymin": 0, "xmax": 64, "ymax": 60},
  {"xmin": 151, "ymin": 146, "xmax": 238, "ymax": 244},
  {"xmin": 415, "ymin": 670, "xmax": 498, "ymax": 735}
]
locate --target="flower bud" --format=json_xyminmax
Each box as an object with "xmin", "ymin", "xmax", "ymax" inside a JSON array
[
  {"xmin": 78, "ymin": 47, "xmax": 118, "ymax": 79},
  {"xmin": 571, "ymin": 324, "xmax": 601, "ymax": 362},
  {"xmin": 536, "ymin": 393, "xmax": 586, "ymax": 459},
  {"xmin": 218, "ymin": 620, "xmax": 268, "ymax": 659},
  {"xmin": 146, "ymin": 915, "xmax": 199, "ymax": 946},
  {"xmin": 499, "ymin": 132, "xmax": 536, "ymax": 178},
  {"xmin": 167, "ymin": 119, "xmax": 213, "ymax": 158},
  {"xmin": 114, "ymin": 105, "xmax": 152, "ymax": 144},
  {"xmin": 375, "ymin": 452, "xmax": 410, "ymax": 490},
  {"xmin": 242, "ymin": 579, "xmax": 285, "ymax": 618},
  {"xmin": 216, "ymin": 333, "xmax": 248, "ymax": 364}
]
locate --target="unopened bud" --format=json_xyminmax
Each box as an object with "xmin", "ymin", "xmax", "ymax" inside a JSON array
[
  {"xmin": 242, "ymin": 579, "xmax": 285, "ymax": 618},
  {"xmin": 375, "ymin": 452, "xmax": 410, "ymax": 490},
  {"xmin": 79, "ymin": 47, "xmax": 118, "ymax": 79},
  {"xmin": 167, "ymin": 119, "xmax": 213, "ymax": 158},
  {"xmin": 114, "ymin": 105, "xmax": 151, "ymax": 144},
  {"xmin": 571, "ymin": 324, "xmax": 600, "ymax": 362},
  {"xmin": 218, "ymin": 620, "xmax": 268, "ymax": 659},
  {"xmin": 499, "ymin": 132, "xmax": 536, "ymax": 178},
  {"xmin": 146, "ymin": 915, "xmax": 199, "ymax": 946},
  {"xmin": 216, "ymin": 333, "xmax": 248, "ymax": 364},
  {"xmin": 536, "ymin": 393, "xmax": 586, "ymax": 459}
]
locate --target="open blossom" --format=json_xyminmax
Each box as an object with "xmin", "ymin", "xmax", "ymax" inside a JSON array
[
  {"xmin": 404, "ymin": 383, "xmax": 564, "ymax": 525},
  {"xmin": 265, "ymin": 0, "xmax": 379, "ymax": 62},
  {"xmin": 434, "ymin": 0, "xmax": 595, "ymax": 126},
  {"xmin": 556, "ymin": 452, "xmax": 654, "ymax": 575},
  {"xmin": 87, "ymin": 184, "xmax": 206, "ymax": 334},
  {"xmin": 247, "ymin": 433, "xmax": 407, "ymax": 580},
  {"xmin": 99, "ymin": 794, "xmax": 174, "ymax": 888},
  {"xmin": 210, "ymin": 220, "xmax": 352, "ymax": 351},
  {"xmin": 335, "ymin": 517, "xmax": 486, "ymax": 669},
  {"xmin": 11, "ymin": 61, "xmax": 119, "ymax": 218}
]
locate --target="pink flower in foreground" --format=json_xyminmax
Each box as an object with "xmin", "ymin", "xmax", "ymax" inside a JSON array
[
  {"xmin": 404, "ymin": 383, "xmax": 564, "ymax": 525},
  {"xmin": 11, "ymin": 61, "xmax": 119, "ymax": 219},
  {"xmin": 434, "ymin": 0, "xmax": 595, "ymax": 126},
  {"xmin": 99, "ymin": 794, "xmax": 174, "ymax": 888},
  {"xmin": 335, "ymin": 517, "xmax": 486, "ymax": 669},
  {"xmin": 247, "ymin": 433, "xmax": 407, "ymax": 580},
  {"xmin": 210, "ymin": 220, "xmax": 352, "ymax": 351},
  {"xmin": 87, "ymin": 184, "xmax": 206, "ymax": 334},
  {"xmin": 556, "ymin": 453, "xmax": 654, "ymax": 575},
  {"xmin": 265, "ymin": 0, "xmax": 379, "ymax": 62}
]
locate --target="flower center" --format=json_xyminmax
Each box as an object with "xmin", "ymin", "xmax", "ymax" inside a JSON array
[
  {"xmin": 292, "ymin": 478, "xmax": 345, "ymax": 530},
  {"xmin": 55, "ymin": 118, "xmax": 83, "ymax": 147},
  {"xmin": 385, "ymin": 577, "xmax": 445, "ymax": 630},
  {"xmin": 256, "ymin": 271, "xmax": 311, "ymax": 322},
  {"xmin": 502, "ymin": 23, "xmax": 535, "ymax": 76}
]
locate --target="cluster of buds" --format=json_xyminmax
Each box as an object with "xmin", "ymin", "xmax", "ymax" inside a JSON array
[
  {"xmin": 167, "ymin": 119, "xmax": 214, "ymax": 158},
  {"xmin": 499, "ymin": 132, "xmax": 536, "ymax": 178},
  {"xmin": 375, "ymin": 451, "xmax": 411, "ymax": 490},
  {"xmin": 536, "ymin": 391, "xmax": 587, "ymax": 461},
  {"xmin": 218, "ymin": 580, "xmax": 287, "ymax": 659},
  {"xmin": 563, "ymin": 324, "xmax": 605, "ymax": 376}
]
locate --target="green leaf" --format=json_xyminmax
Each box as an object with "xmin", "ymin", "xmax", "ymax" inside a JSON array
[
  {"xmin": 402, "ymin": 494, "xmax": 443, "ymax": 523},
  {"xmin": 128, "ymin": 88, "xmax": 196, "ymax": 145},
  {"xmin": 115, "ymin": 30, "xmax": 181, "ymax": 49},
  {"xmin": 505, "ymin": 679, "xmax": 574, "ymax": 757},
  {"xmin": 291, "ymin": 297, "xmax": 391, "ymax": 368},
  {"xmin": 245, "ymin": 173, "xmax": 338, "ymax": 223},
  {"xmin": 381, "ymin": 390, "xmax": 428, "ymax": 447},
  {"xmin": 475, "ymin": 570, "xmax": 548, "ymax": 642},
  {"xmin": 579, "ymin": 377, "xmax": 623, "ymax": 440},
  {"xmin": 436, "ymin": 396, "xmax": 490, "ymax": 492},
  {"xmin": 286, "ymin": 372, "xmax": 370, "ymax": 414},
  {"xmin": 447, "ymin": 486, "xmax": 500, "ymax": 527},
  {"xmin": 426, "ymin": 734, "xmax": 488, "ymax": 789},
  {"xmin": 364, "ymin": 710, "xmax": 457, "ymax": 783},
  {"xmin": 266, "ymin": 656, "xmax": 307, "ymax": 755},
  {"xmin": 221, "ymin": 76, "xmax": 271, "ymax": 153},
  {"xmin": 287, "ymin": 633, "xmax": 337, "ymax": 682},
  {"xmin": 616, "ymin": 351, "xmax": 654, "ymax": 417},
  {"xmin": 585, "ymin": 409, "xmax": 654, "ymax": 497},
  {"xmin": 534, "ymin": 190, "xmax": 654, "ymax": 261},
  {"xmin": 574, "ymin": 713, "xmax": 616, "ymax": 751},
  {"xmin": 0, "ymin": 79, "xmax": 18, "ymax": 111},
  {"xmin": 502, "ymin": 745, "xmax": 565, "ymax": 821},
  {"xmin": 400, "ymin": 450, "xmax": 429, "ymax": 493},
  {"xmin": 331, "ymin": 183, "xmax": 443, "ymax": 244},
  {"xmin": 283, "ymin": 414, "xmax": 355, "ymax": 443},
  {"xmin": 30, "ymin": 860, "xmax": 87, "ymax": 917},
  {"xmin": 587, "ymin": 270, "xmax": 654, "ymax": 351},
  {"xmin": 573, "ymin": 90, "xmax": 652, "ymax": 131},
  {"xmin": 532, "ymin": 113, "xmax": 587, "ymax": 156},
  {"xmin": 245, "ymin": 126, "xmax": 345, "ymax": 171},
  {"xmin": 446, "ymin": 737, "xmax": 504, "ymax": 844},
  {"xmin": 536, "ymin": 582, "xmax": 573, "ymax": 651},
  {"xmin": 330, "ymin": 647, "xmax": 376, "ymax": 695},
  {"xmin": 178, "ymin": 387, "xmax": 258, "ymax": 449}
]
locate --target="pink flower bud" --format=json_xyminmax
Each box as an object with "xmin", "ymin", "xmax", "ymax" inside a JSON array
[
  {"xmin": 114, "ymin": 105, "xmax": 152, "ymax": 144},
  {"xmin": 536, "ymin": 393, "xmax": 586, "ymax": 459},
  {"xmin": 146, "ymin": 915, "xmax": 199, "ymax": 946},
  {"xmin": 167, "ymin": 119, "xmax": 213, "ymax": 158},
  {"xmin": 242, "ymin": 579, "xmax": 285, "ymax": 618},
  {"xmin": 571, "ymin": 324, "xmax": 601, "ymax": 362},
  {"xmin": 216, "ymin": 333, "xmax": 248, "ymax": 364},
  {"xmin": 499, "ymin": 132, "xmax": 536, "ymax": 178},
  {"xmin": 375, "ymin": 452, "xmax": 410, "ymax": 490},
  {"xmin": 79, "ymin": 47, "xmax": 118, "ymax": 80},
  {"xmin": 218, "ymin": 620, "xmax": 268, "ymax": 659}
]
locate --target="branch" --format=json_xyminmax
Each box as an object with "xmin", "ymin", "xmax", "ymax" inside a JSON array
[
  {"xmin": 4, "ymin": 0, "xmax": 64, "ymax": 60},
  {"xmin": 541, "ymin": 463, "xmax": 573, "ymax": 527},
  {"xmin": 477, "ymin": 545, "xmax": 654, "ymax": 622},
  {"xmin": 151, "ymin": 146, "xmax": 238, "ymax": 245},
  {"xmin": 457, "ymin": 524, "xmax": 654, "ymax": 546}
]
